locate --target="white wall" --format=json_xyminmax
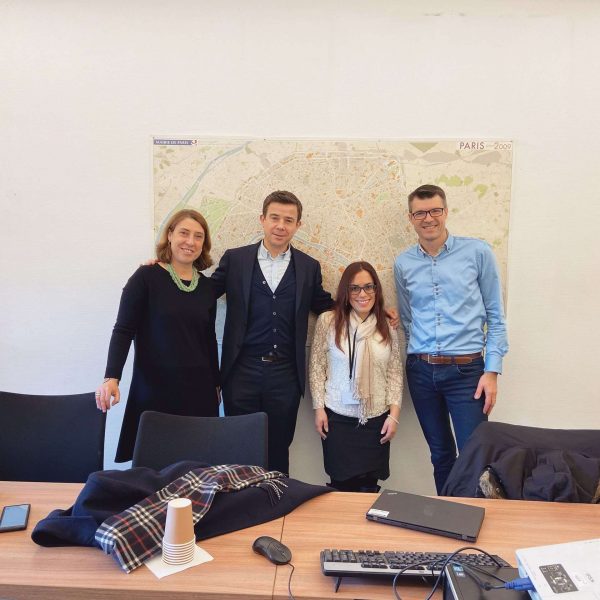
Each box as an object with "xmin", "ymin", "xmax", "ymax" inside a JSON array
[{"xmin": 2, "ymin": 0, "xmax": 599, "ymax": 495}]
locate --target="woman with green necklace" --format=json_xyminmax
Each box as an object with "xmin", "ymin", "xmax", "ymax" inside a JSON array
[{"xmin": 95, "ymin": 209, "xmax": 220, "ymax": 463}]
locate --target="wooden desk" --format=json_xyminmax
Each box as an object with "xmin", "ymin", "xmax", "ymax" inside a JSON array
[
  {"xmin": 0, "ymin": 481, "xmax": 284, "ymax": 600},
  {"xmin": 273, "ymin": 492, "xmax": 600, "ymax": 600},
  {"xmin": 1, "ymin": 483, "xmax": 599, "ymax": 600}
]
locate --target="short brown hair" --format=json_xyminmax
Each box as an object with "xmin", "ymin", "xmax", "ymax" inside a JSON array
[
  {"xmin": 156, "ymin": 209, "xmax": 213, "ymax": 270},
  {"xmin": 262, "ymin": 190, "xmax": 302, "ymax": 221},
  {"xmin": 333, "ymin": 261, "xmax": 391, "ymax": 350},
  {"xmin": 408, "ymin": 184, "xmax": 447, "ymax": 210}
]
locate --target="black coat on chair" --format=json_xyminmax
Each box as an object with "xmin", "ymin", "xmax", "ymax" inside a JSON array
[{"xmin": 442, "ymin": 421, "xmax": 600, "ymax": 502}]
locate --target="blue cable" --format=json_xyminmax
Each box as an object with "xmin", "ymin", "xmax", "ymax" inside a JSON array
[{"xmin": 504, "ymin": 577, "xmax": 535, "ymax": 591}]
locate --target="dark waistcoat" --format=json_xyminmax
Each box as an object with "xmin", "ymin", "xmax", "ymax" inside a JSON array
[{"xmin": 242, "ymin": 256, "xmax": 296, "ymax": 358}]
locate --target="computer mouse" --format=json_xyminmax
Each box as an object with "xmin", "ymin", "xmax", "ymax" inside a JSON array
[{"xmin": 252, "ymin": 535, "xmax": 292, "ymax": 565}]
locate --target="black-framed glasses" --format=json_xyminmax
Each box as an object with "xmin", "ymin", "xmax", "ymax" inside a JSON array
[
  {"xmin": 411, "ymin": 207, "xmax": 445, "ymax": 220},
  {"xmin": 349, "ymin": 283, "xmax": 377, "ymax": 296}
]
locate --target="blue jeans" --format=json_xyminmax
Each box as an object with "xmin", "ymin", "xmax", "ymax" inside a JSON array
[{"xmin": 406, "ymin": 355, "xmax": 487, "ymax": 494}]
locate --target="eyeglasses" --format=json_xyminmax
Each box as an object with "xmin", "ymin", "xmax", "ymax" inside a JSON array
[
  {"xmin": 410, "ymin": 207, "xmax": 445, "ymax": 220},
  {"xmin": 349, "ymin": 283, "xmax": 377, "ymax": 296}
]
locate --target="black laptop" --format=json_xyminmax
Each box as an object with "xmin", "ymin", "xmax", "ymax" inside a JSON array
[
  {"xmin": 366, "ymin": 489, "xmax": 485, "ymax": 542},
  {"xmin": 444, "ymin": 564, "xmax": 526, "ymax": 600}
]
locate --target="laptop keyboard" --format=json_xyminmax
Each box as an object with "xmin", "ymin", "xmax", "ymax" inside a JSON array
[{"xmin": 320, "ymin": 549, "xmax": 511, "ymax": 579}]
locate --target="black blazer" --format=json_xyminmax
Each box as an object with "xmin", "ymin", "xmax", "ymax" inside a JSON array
[{"xmin": 211, "ymin": 242, "xmax": 333, "ymax": 394}]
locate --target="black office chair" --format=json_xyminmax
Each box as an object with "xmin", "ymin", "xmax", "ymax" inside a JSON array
[
  {"xmin": 0, "ymin": 391, "xmax": 106, "ymax": 483},
  {"xmin": 442, "ymin": 421, "xmax": 600, "ymax": 502},
  {"xmin": 131, "ymin": 411, "xmax": 269, "ymax": 470}
]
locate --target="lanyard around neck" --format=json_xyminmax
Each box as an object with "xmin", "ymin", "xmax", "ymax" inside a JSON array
[{"xmin": 347, "ymin": 322, "xmax": 359, "ymax": 380}]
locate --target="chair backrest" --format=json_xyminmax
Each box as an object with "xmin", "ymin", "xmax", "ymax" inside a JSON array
[
  {"xmin": 0, "ymin": 391, "xmax": 106, "ymax": 483},
  {"xmin": 443, "ymin": 421, "xmax": 600, "ymax": 501},
  {"xmin": 132, "ymin": 411, "xmax": 269, "ymax": 470}
]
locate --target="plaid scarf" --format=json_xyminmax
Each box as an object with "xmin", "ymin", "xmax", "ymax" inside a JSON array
[{"xmin": 95, "ymin": 464, "xmax": 286, "ymax": 572}]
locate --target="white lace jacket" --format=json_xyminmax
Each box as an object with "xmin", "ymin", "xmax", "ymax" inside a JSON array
[{"xmin": 309, "ymin": 311, "xmax": 403, "ymax": 419}]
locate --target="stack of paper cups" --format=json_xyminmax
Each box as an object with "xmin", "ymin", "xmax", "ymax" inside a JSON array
[{"xmin": 162, "ymin": 498, "xmax": 195, "ymax": 565}]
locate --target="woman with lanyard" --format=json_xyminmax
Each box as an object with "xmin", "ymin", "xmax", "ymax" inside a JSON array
[
  {"xmin": 309, "ymin": 261, "xmax": 403, "ymax": 492},
  {"xmin": 95, "ymin": 209, "xmax": 220, "ymax": 463}
]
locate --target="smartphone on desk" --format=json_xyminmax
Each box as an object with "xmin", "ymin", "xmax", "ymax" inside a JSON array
[{"xmin": 0, "ymin": 503, "xmax": 31, "ymax": 532}]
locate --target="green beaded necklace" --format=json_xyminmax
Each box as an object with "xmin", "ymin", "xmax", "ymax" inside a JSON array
[{"xmin": 166, "ymin": 263, "xmax": 199, "ymax": 292}]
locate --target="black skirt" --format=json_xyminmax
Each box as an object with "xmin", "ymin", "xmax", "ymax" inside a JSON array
[{"xmin": 322, "ymin": 407, "xmax": 391, "ymax": 482}]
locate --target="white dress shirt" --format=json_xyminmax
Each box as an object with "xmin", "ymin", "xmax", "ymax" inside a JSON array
[{"xmin": 257, "ymin": 241, "xmax": 292, "ymax": 292}]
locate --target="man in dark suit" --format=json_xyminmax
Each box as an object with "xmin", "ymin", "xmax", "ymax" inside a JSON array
[{"xmin": 211, "ymin": 191, "xmax": 334, "ymax": 474}]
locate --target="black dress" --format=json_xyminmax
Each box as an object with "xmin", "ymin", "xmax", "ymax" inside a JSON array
[{"xmin": 105, "ymin": 264, "xmax": 220, "ymax": 462}]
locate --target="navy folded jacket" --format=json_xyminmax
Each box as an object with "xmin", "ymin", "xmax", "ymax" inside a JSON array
[{"xmin": 32, "ymin": 461, "xmax": 331, "ymax": 548}]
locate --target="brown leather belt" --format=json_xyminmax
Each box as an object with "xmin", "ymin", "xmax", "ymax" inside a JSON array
[{"xmin": 414, "ymin": 352, "xmax": 482, "ymax": 365}]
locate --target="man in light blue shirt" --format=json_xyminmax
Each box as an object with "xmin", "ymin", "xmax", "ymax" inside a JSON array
[{"xmin": 394, "ymin": 184, "xmax": 508, "ymax": 494}]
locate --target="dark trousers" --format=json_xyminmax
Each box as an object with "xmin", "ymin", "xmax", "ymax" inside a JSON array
[
  {"xmin": 406, "ymin": 355, "xmax": 487, "ymax": 494},
  {"xmin": 222, "ymin": 353, "xmax": 301, "ymax": 475}
]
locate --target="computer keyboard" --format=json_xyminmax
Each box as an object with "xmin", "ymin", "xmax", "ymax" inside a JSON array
[{"xmin": 320, "ymin": 548, "xmax": 511, "ymax": 579}]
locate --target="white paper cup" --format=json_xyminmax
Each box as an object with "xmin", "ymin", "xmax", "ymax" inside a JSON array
[
  {"xmin": 163, "ymin": 498, "xmax": 194, "ymax": 546},
  {"xmin": 162, "ymin": 536, "xmax": 196, "ymax": 565},
  {"xmin": 163, "ymin": 546, "xmax": 195, "ymax": 564},
  {"xmin": 163, "ymin": 538, "xmax": 196, "ymax": 550},
  {"xmin": 163, "ymin": 546, "xmax": 195, "ymax": 556},
  {"xmin": 163, "ymin": 554, "xmax": 194, "ymax": 565}
]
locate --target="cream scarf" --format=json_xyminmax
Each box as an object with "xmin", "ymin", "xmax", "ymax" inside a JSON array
[{"xmin": 348, "ymin": 310, "xmax": 378, "ymax": 424}]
